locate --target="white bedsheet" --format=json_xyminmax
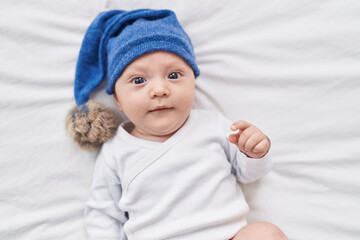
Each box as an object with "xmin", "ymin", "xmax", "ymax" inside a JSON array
[{"xmin": 1, "ymin": 1, "xmax": 359, "ymax": 239}]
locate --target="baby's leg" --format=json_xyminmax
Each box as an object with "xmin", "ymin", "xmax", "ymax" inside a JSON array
[{"xmin": 231, "ymin": 222, "xmax": 287, "ymax": 240}]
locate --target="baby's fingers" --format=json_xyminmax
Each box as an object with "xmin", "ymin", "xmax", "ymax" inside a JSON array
[
  {"xmin": 244, "ymin": 131, "xmax": 266, "ymax": 152},
  {"xmin": 228, "ymin": 133, "xmax": 240, "ymax": 145},
  {"xmin": 253, "ymin": 138, "xmax": 270, "ymax": 153},
  {"xmin": 231, "ymin": 120, "xmax": 251, "ymax": 132}
]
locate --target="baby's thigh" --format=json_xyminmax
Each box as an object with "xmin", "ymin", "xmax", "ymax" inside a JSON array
[{"xmin": 231, "ymin": 222, "xmax": 287, "ymax": 240}]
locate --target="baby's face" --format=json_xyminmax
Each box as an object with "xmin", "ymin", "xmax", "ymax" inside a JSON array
[{"xmin": 114, "ymin": 51, "xmax": 196, "ymax": 142}]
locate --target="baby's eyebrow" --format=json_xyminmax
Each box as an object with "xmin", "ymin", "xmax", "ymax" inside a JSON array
[
  {"xmin": 121, "ymin": 66, "xmax": 146, "ymax": 78},
  {"xmin": 122, "ymin": 59, "xmax": 186, "ymax": 78},
  {"xmin": 165, "ymin": 61, "xmax": 183, "ymax": 67}
]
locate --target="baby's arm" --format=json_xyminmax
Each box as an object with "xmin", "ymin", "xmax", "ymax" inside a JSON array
[
  {"xmin": 85, "ymin": 147, "xmax": 127, "ymax": 239},
  {"xmin": 228, "ymin": 120, "xmax": 271, "ymax": 159}
]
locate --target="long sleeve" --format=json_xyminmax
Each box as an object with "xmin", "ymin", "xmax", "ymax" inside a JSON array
[
  {"xmin": 227, "ymin": 142, "xmax": 273, "ymax": 184},
  {"xmin": 85, "ymin": 145, "xmax": 128, "ymax": 240}
]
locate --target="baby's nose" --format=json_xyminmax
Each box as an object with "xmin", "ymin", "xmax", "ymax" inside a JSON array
[{"xmin": 150, "ymin": 82, "xmax": 170, "ymax": 98}]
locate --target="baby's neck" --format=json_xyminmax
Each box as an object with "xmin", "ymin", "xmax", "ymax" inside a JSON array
[{"xmin": 131, "ymin": 128, "xmax": 174, "ymax": 142}]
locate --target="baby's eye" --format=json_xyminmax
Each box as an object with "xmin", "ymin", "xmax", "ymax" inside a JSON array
[
  {"xmin": 132, "ymin": 77, "xmax": 147, "ymax": 85},
  {"xmin": 168, "ymin": 72, "xmax": 180, "ymax": 79}
]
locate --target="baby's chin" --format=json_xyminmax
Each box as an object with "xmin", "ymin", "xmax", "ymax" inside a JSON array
[{"xmin": 130, "ymin": 111, "xmax": 191, "ymax": 142}]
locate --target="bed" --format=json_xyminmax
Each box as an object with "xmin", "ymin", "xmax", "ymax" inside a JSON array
[{"xmin": 1, "ymin": 0, "xmax": 359, "ymax": 239}]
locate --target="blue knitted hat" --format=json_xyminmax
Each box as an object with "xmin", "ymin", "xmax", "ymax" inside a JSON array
[{"xmin": 74, "ymin": 9, "xmax": 200, "ymax": 106}]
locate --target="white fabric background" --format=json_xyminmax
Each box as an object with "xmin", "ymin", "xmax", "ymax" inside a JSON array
[{"xmin": 1, "ymin": 0, "xmax": 359, "ymax": 239}]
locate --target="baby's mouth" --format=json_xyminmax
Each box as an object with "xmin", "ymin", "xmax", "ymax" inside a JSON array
[{"xmin": 149, "ymin": 106, "xmax": 174, "ymax": 112}]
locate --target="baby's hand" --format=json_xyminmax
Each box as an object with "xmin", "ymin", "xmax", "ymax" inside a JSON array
[{"xmin": 228, "ymin": 120, "xmax": 270, "ymax": 158}]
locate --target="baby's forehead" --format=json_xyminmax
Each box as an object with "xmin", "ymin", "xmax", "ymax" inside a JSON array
[{"xmin": 125, "ymin": 51, "xmax": 189, "ymax": 70}]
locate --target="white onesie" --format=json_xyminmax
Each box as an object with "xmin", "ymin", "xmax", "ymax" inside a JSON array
[{"xmin": 85, "ymin": 109, "xmax": 272, "ymax": 240}]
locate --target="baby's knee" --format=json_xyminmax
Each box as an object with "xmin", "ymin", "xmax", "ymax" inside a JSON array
[
  {"xmin": 232, "ymin": 222, "xmax": 287, "ymax": 240},
  {"xmin": 251, "ymin": 222, "xmax": 287, "ymax": 240}
]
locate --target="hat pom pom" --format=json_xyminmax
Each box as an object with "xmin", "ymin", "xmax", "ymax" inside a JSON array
[{"xmin": 65, "ymin": 100, "xmax": 118, "ymax": 150}]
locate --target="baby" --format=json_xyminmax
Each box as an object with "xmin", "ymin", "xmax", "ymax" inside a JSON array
[{"xmin": 66, "ymin": 9, "xmax": 287, "ymax": 240}]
